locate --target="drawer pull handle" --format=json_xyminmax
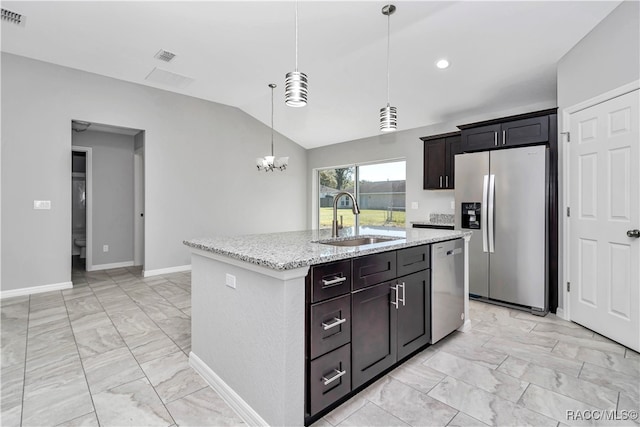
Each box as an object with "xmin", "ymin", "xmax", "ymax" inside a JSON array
[
  {"xmin": 322, "ymin": 317, "xmax": 347, "ymax": 330},
  {"xmin": 322, "ymin": 368, "xmax": 346, "ymax": 386},
  {"xmin": 322, "ymin": 276, "xmax": 347, "ymax": 287}
]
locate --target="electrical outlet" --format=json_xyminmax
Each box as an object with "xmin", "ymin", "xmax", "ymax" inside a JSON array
[
  {"xmin": 33, "ymin": 200, "xmax": 51, "ymax": 210},
  {"xmin": 103, "ymin": 245, "xmax": 109, "ymax": 252},
  {"xmin": 450, "ymin": 200, "xmax": 455, "ymax": 210},
  {"xmin": 225, "ymin": 273, "xmax": 236, "ymax": 289},
  {"xmin": 411, "ymin": 202, "xmax": 419, "ymax": 210}
]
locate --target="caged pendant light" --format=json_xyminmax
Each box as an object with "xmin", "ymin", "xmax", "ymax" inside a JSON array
[
  {"xmin": 285, "ymin": 0, "xmax": 308, "ymax": 107},
  {"xmin": 380, "ymin": 4, "xmax": 397, "ymax": 132},
  {"xmin": 256, "ymin": 84, "xmax": 289, "ymax": 172}
]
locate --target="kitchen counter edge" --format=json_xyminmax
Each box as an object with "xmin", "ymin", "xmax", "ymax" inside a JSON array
[{"xmin": 183, "ymin": 228, "xmax": 471, "ymax": 271}]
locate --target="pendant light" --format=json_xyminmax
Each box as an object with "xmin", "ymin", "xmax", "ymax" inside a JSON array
[
  {"xmin": 256, "ymin": 84, "xmax": 289, "ymax": 172},
  {"xmin": 380, "ymin": 4, "xmax": 397, "ymax": 132},
  {"xmin": 285, "ymin": 0, "xmax": 308, "ymax": 107}
]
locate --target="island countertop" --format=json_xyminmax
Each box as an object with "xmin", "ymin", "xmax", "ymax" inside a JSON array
[{"xmin": 184, "ymin": 226, "xmax": 471, "ymax": 271}]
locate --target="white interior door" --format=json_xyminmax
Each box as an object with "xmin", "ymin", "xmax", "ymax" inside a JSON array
[{"xmin": 568, "ymin": 89, "xmax": 639, "ymax": 351}]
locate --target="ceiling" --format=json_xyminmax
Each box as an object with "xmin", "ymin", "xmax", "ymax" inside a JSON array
[{"xmin": 1, "ymin": 1, "xmax": 621, "ymax": 148}]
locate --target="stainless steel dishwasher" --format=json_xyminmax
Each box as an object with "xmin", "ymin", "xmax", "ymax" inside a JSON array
[{"xmin": 431, "ymin": 238, "xmax": 465, "ymax": 343}]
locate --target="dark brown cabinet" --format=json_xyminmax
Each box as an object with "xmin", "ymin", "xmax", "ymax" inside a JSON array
[
  {"xmin": 396, "ymin": 270, "xmax": 431, "ymax": 360},
  {"xmin": 351, "ymin": 281, "xmax": 397, "ymax": 388},
  {"xmin": 421, "ymin": 132, "xmax": 461, "ymax": 190},
  {"xmin": 460, "ymin": 115, "xmax": 549, "ymax": 152},
  {"xmin": 306, "ymin": 245, "xmax": 432, "ymax": 423}
]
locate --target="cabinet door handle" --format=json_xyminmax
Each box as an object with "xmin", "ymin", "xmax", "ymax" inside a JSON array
[
  {"xmin": 391, "ymin": 285, "xmax": 399, "ymax": 308},
  {"xmin": 445, "ymin": 175, "xmax": 449, "ymax": 187},
  {"xmin": 494, "ymin": 131, "xmax": 498, "ymax": 146},
  {"xmin": 322, "ymin": 317, "xmax": 347, "ymax": 330},
  {"xmin": 400, "ymin": 282, "xmax": 406, "ymax": 307},
  {"xmin": 439, "ymin": 176, "xmax": 443, "ymax": 188},
  {"xmin": 321, "ymin": 276, "xmax": 346, "ymax": 287},
  {"xmin": 322, "ymin": 368, "xmax": 346, "ymax": 386},
  {"xmin": 502, "ymin": 130, "xmax": 506, "ymax": 145}
]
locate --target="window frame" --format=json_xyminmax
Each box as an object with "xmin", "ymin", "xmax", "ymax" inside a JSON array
[{"xmin": 314, "ymin": 158, "xmax": 406, "ymax": 230}]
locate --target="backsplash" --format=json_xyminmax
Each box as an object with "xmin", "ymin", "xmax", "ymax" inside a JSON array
[{"xmin": 429, "ymin": 213, "xmax": 455, "ymax": 225}]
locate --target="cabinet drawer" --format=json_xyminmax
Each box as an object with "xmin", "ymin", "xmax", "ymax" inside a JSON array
[
  {"xmin": 310, "ymin": 295, "xmax": 351, "ymax": 360},
  {"xmin": 309, "ymin": 344, "xmax": 351, "ymax": 416},
  {"xmin": 352, "ymin": 252, "xmax": 397, "ymax": 291},
  {"xmin": 311, "ymin": 260, "xmax": 352, "ymax": 303},
  {"xmin": 397, "ymin": 245, "xmax": 431, "ymax": 277}
]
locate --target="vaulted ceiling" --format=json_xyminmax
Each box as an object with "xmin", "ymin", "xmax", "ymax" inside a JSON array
[{"xmin": 1, "ymin": 1, "xmax": 621, "ymax": 148}]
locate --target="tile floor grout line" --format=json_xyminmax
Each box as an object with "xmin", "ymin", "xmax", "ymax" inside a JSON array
[
  {"xmin": 19, "ymin": 294, "xmax": 32, "ymax": 427},
  {"xmin": 61, "ymin": 286, "xmax": 100, "ymax": 427},
  {"xmin": 84, "ymin": 275, "xmax": 179, "ymax": 427},
  {"xmin": 114, "ymin": 278, "xmax": 191, "ymax": 357}
]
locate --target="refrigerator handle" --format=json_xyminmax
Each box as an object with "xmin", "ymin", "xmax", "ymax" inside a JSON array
[
  {"xmin": 488, "ymin": 174, "xmax": 495, "ymax": 253},
  {"xmin": 482, "ymin": 175, "xmax": 489, "ymax": 252}
]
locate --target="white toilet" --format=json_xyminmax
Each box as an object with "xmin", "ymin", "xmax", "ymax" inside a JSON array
[{"xmin": 74, "ymin": 238, "xmax": 86, "ymax": 259}]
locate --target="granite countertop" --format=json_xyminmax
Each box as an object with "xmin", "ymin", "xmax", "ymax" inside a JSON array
[{"xmin": 184, "ymin": 226, "xmax": 471, "ymax": 271}]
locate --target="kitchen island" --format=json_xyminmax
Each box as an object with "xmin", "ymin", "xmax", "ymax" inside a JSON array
[{"xmin": 184, "ymin": 226, "xmax": 471, "ymax": 426}]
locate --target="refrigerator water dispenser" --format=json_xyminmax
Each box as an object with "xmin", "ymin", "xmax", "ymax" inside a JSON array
[{"xmin": 461, "ymin": 202, "xmax": 481, "ymax": 229}]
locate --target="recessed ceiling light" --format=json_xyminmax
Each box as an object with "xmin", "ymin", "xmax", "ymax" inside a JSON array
[{"xmin": 436, "ymin": 59, "xmax": 450, "ymax": 69}]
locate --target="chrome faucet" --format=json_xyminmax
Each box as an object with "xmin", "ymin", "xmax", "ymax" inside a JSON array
[{"xmin": 332, "ymin": 191, "xmax": 360, "ymax": 237}]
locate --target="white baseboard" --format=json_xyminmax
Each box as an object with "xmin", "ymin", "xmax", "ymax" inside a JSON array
[
  {"xmin": 88, "ymin": 261, "xmax": 135, "ymax": 271},
  {"xmin": 0, "ymin": 281, "xmax": 73, "ymax": 299},
  {"xmin": 143, "ymin": 264, "xmax": 191, "ymax": 277},
  {"xmin": 555, "ymin": 307, "xmax": 567, "ymax": 320},
  {"xmin": 189, "ymin": 352, "xmax": 268, "ymax": 427}
]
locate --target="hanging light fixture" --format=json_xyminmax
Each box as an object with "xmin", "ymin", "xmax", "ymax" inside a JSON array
[
  {"xmin": 380, "ymin": 4, "xmax": 397, "ymax": 132},
  {"xmin": 285, "ymin": 0, "xmax": 308, "ymax": 107},
  {"xmin": 257, "ymin": 84, "xmax": 289, "ymax": 172}
]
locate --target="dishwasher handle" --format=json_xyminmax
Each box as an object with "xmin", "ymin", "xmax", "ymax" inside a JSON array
[{"xmin": 446, "ymin": 248, "xmax": 463, "ymax": 256}]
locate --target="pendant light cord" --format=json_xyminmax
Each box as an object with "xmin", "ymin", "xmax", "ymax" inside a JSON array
[
  {"xmin": 386, "ymin": 7, "xmax": 391, "ymax": 105},
  {"xmin": 295, "ymin": 0, "xmax": 299, "ymax": 72},
  {"xmin": 271, "ymin": 85, "xmax": 275, "ymax": 156}
]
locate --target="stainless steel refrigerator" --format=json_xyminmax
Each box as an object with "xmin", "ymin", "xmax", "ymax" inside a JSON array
[{"xmin": 454, "ymin": 145, "xmax": 547, "ymax": 313}]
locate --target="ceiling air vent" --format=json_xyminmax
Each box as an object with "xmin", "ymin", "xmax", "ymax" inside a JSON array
[
  {"xmin": 154, "ymin": 49, "xmax": 176, "ymax": 62},
  {"xmin": 1, "ymin": 8, "xmax": 25, "ymax": 26}
]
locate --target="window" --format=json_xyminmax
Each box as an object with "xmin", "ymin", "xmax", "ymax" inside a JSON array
[{"xmin": 318, "ymin": 160, "xmax": 406, "ymax": 229}]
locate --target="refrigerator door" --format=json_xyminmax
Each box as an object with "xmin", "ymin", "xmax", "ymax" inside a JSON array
[
  {"xmin": 454, "ymin": 152, "xmax": 489, "ymax": 298},
  {"xmin": 489, "ymin": 146, "xmax": 547, "ymax": 310}
]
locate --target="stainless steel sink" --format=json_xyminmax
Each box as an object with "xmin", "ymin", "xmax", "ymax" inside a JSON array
[{"xmin": 319, "ymin": 236, "xmax": 401, "ymax": 247}]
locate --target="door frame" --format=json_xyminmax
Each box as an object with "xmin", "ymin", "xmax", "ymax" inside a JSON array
[
  {"xmin": 71, "ymin": 145, "xmax": 93, "ymax": 271},
  {"xmin": 134, "ymin": 143, "xmax": 144, "ymax": 267},
  {"xmin": 561, "ymin": 79, "xmax": 640, "ymax": 321}
]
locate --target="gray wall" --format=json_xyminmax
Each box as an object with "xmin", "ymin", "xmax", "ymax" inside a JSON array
[
  {"xmin": 73, "ymin": 130, "xmax": 135, "ymax": 266},
  {"xmin": 1, "ymin": 53, "xmax": 308, "ymax": 291},
  {"xmin": 556, "ymin": 0, "xmax": 640, "ymax": 311},
  {"xmin": 307, "ymin": 101, "xmax": 555, "ymax": 229}
]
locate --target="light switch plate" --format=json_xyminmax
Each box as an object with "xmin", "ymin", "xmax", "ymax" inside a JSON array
[
  {"xmin": 450, "ymin": 201, "xmax": 455, "ymax": 210},
  {"xmin": 103, "ymin": 245, "xmax": 109, "ymax": 252},
  {"xmin": 411, "ymin": 202, "xmax": 419, "ymax": 210},
  {"xmin": 34, "ymin": 200, "xmax": 51, "ymax": 210},
  {"xmin": 225, "ymin": 273, "xmax": 236, "ymax": 289}
]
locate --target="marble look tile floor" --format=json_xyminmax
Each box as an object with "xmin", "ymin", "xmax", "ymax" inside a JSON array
[{"xmin": 1, "ymin": 266, "xmax": 638, "ymax": 427}]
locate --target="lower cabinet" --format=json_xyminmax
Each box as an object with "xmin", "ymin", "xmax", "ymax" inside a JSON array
[
  {"xmin": 351, "ymin": 281, "xmax": 397, "ymax": 388},
  {"xmin": 305, "ymin": 246, "xmax": 433, "ymax": 424},
  {"xmin": 352, "ymin": 270, "xmax": 431, "ymax": 389}
]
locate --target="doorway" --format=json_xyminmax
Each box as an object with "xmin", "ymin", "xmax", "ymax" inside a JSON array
[
  {"xmin": 71, "ymin": 121, "xmax": 145, "ymax": 274},
  {"xmin": 71, "ymin": 147, "xmax": 92, "ymax": 272}
]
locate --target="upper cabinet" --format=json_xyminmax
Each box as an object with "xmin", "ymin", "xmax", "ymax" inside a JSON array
[
  {"xmin": 421, "ymin": 132, "xmax": 461, "ymax": 190},
  {"xmin": 458, "ymin": 111, "xmax": 552, "ymax": 152}
]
